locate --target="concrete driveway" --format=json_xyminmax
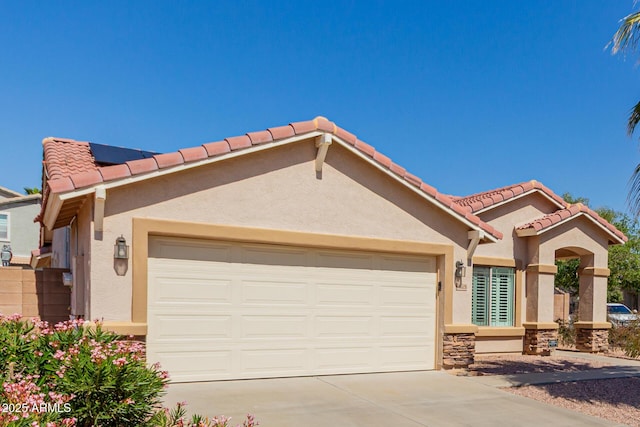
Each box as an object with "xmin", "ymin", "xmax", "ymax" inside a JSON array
[{"xmin": 163, "ymin": 371, "xmax": 621, "ymax": 426}]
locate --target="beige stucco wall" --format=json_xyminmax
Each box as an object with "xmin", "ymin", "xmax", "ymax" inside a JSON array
[
  {"xmin": 475, "ymin": 337, "xmax": 523, "ymax": 353},
  {"xmin": 538, "ymin": 217, "xmax": 610, "ymax": 322},
  {"xmin": 474, "ymin": 193, "xmax": 560, "ymax": 261},
  {"xmin": 86, "ymin": 140, "xmax": 479, "ymax": 322}
]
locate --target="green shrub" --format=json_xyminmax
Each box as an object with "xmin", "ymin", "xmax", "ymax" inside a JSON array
[
  {"xmin": 608, "ymin": 319, "xmax": 640, "ymax": 358},
  {"xmin": 556, "ymin": 319, "xmax": 576, "ymax": 348},
  {"xmin": 0, "ymin": 315, "xmax": 258, "ymax": 427}
]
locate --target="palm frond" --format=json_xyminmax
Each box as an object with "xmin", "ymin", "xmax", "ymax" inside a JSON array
[
  {"xmin": 627, "ymin": 162, "xmax": 640, "ymax": 216},
  {"xmin": 628, "ymin": 99, "xmax": 640, "ymax": 136},
  {"xmin": 611, "ymin": 11, "xmax": 640, "ymax": 54}
]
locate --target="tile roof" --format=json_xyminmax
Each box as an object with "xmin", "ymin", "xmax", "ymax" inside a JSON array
[
  {"xmin": 516, "ymin": 203, "xmax": 628, "ymax": 243},
  {"xmin": 38, "ymin": 117, "xmax": 503, "ymax": 240},
  {"xmin": 453, "ymin": 181, "xmax": 566, "ymax": 213}
]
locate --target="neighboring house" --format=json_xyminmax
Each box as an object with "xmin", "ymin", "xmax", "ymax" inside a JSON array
[
  {"xmin": 32, "ymin": 117, "xmax": 626, "ymax": 383},
  {"xmin": 0, "ymin": 186, "xmax": 41, "ymax": 265}
]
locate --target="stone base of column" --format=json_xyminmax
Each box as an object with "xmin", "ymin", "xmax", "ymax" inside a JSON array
[
  {"xmin": 523, "ymin": 322, "xmax": 559, "ymax": 356},
  {"xmin": 574, "ymin": 322, "xmax": 610, "ymax": 353},
  {"xmin": 442, "ymin": 333, "xmax": 475, "ymax": 369}
]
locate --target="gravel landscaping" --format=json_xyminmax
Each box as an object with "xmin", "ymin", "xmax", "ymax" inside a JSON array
[{"xmin": 471, "ymin": 353, "xmax": 640, "ymax": 427}]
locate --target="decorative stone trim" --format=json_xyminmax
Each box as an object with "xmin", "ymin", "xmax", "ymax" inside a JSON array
[
  {"xmin": 575, "ymin": 327, "xmax": 609, "ymax": 353},
  {"xmin": 442, "ymin": 332, "xmax": 475, "ymax": 369},
  {"xmin": 523, "ymin": 327, "xmax": 558, "ymax": 356}
]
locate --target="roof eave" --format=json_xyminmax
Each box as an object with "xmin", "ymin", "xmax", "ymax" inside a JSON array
[
  {"xmin": 474, "ymin": 189, "xmax": 566, "ymax": 215},
  {"xmin": 515, "ymin": 212, "xmax": 627, "ymax": 245}
]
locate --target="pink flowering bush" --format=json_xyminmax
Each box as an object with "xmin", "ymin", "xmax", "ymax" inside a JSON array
[
  {"xmin": 148, "ymin": 402, "xmax": 258, "ymax": 427},
  {"xmin": 0, "ymin": 315, "xmax": 258, "ymax": 427},
  {"xmin": 0, "ymin": 315, "xmax": 166, "ymax": 427}
]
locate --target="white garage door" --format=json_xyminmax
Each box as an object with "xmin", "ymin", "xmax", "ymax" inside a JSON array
[{"xmin": 147, "ymin": 236, "xmax": 437, "ymax": 382}]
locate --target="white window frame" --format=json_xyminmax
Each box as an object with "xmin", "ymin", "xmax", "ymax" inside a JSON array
[
  {"xmin": 0, "ymin": 212, "xmax": 10, "ymax": 242},
  {"xmin": 472, "ymin": 265, "xmax": 515, "ymax": 327}
]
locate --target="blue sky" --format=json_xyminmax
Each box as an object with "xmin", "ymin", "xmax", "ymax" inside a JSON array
[{"xmin": 1, "ymin": 1, "xmax": 639, "ymax": 213}]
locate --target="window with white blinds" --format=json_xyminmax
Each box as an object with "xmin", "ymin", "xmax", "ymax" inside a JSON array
[
  {"xmin": 0, "ymin": 213, "xmax": 8, "ymax": 240},
  {"xmin": 472, "ymin": 266, "xmax": 515, "ymax": 327}
]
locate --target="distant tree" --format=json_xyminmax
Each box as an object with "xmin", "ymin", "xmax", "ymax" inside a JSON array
[
  {"xmin": 554, "ymin": 193, "xmax": 640, "ymax": 302},
  {"xmin": 610, "ymin": 9, "xmax": 640, "ymax": 215},
  {"xmin": 23, "ymin": 187, "xmax": 41, "ymax": 195}
]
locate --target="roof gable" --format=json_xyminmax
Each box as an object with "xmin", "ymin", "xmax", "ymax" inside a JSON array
[
  {"xmin": 516, "ymin": 203, "xmax": 627, "ymax": 244},
  {"xmin": 0, "ymin": 186, "xmax": 25, "ymax": 199},
  {"xmin": 38, "ymin": 117, "xmax": 502, "ymax": 241},
  {"xmin": 453, "ymin": 181, "xmax": 567, "ymax": 214}
]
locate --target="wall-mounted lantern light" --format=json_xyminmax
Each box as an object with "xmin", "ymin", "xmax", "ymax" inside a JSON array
[
  {"xmin": 455, "ymin": 260, "xmax": 466, "ymax": 278},
  {"xmin": 114, "ymin": 236, "xmax": 129, "ymax": 260},
  {"xmin": 113, "ymin": 235, "xmax": 129, "ymax": 277}
]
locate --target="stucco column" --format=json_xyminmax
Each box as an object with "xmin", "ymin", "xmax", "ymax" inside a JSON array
[
  {"xmin": 575, "ymin": 255, "xmax": 611, "ymax": 352},
  {"xmin": 523, "ymin": 263, "xmax": 559, "ymax": 355}
]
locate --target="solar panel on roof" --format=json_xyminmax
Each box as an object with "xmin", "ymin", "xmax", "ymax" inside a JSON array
[{"xmin": 89, "ymin": 143, "xmax": 161, "ymax": 166}]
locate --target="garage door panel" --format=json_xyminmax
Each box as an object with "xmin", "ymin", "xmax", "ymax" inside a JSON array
[
  {"xmin": 379, "ymin": 254, "xmax": 435, "ymax": 272},
  {"xmin": 241, "ymin": 280, "xmax": 308, "ymax": 305},
  {"xmin": 147, "ymin": 237, "xmax": 436, "ymax": 382},
  {"xmin": 241, "ymin": 315, "xmax": 309, "ymax": 338},
  {"xmin": 315, "ymin": 283, "xmax": 374, "ymax": 306},
  {"xmin": 149, "ymin": 314, "xmax": 233, "ymax": 341},
  {"xmin": 154, "ymin": 350, "xmax": 233, "ymax": 380},
  {"xmin": 316, "ymin": 251, "xmax": 375, "ymax": 269},
  {"xmin": 379, "ymin": 345, "xmax": 433, "ymax": 368},
  {"xmin": 380, "ymin": 285, "xmax": 433, "ymax": 307},
  {"xmin": 315, "ymin": 316, "xmax": 373, "ymax": 337},
  {"xmin": 152, "ymin": 277, "xmax": 233, "ymax": 304},
  {"xmin": 240, "ymin": 348, "xmax": 309, "ymax": 373},
  {"xmin": 241, "ymin": 245, "xmax": 310, "ymax": 267},
  {"xmin": 380, "ymin": 316, "xmax": 434, "ymax": 336},
  {"xmin": 149, "ymin": 238, "xmax": 233, "ymax": 262},
  {"xmin": 315, "ymin": 347, "xmax": 374, "ymax": 370}
]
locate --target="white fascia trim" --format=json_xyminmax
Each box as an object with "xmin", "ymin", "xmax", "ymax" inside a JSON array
[
  {"xmin": 474, "ymin": 190, "xmax": 565, "ymax": 215},
  {"xmin": 515, "ymin": 212, "xmax": 626, "ymax": 244},
  {"xmin": 57, "ymin": 131, "xmax": 324, "ymax": 202},
  {"xmin": 43, "ymin": 193, "xmax": 63, "ymax": 231},
  {"xmin": 332, "ymin": 137, "xmax": 500, "ymax": 243}
]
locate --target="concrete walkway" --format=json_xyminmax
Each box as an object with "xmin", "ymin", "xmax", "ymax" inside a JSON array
[
  {"xmin": 469, "ymin": 350, "xmax": 640, "ymax": 388},
  {"xmin": 164, "ymin": 365, "xmax": 626, "ymax": 426}
]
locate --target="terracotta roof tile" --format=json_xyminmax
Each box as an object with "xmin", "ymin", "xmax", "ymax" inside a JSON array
[
  {"xmin": 419, "ymin": 182, "xmax": 437, "ymax": 197},
  {"xmin": 69, "ymin": 170, "xmax": 104, "ymax": 189},
  {"xmin": 179, "ymin": 146, "xmax": 208, "ymax": 162},
  {"xmin": 99, "ymin": 164, "xmax": 132, "ymax": 182},
  {"xmin": 354, "ymin": 139, "xmax": 375, "ymax": 157},
  {"xmin": 247, "ymin": 130, "xmax": 273, "ymax": 145},
  {"xmin": 268, "ymin": 125, "xmax": 295, "ymax": 140},
  {"xmin": 517, "ymin": 203, "xmax": 627, "ymax": 243},
  {"xmin": 43, "ymin": 138, "xmax": 98, "ymax": 181},
  {"xmin": 203, "ymin": 141, "xmax": 231, "ymax": 157},
  {"xmin": 47, "ymin": 177, "xmax": 75, "ymax": 194},
  {"xmin": 154, "ymin": 152, "xmax": 185, "ymax": 169},
  {"xmin": 404, "ymin": 172, "xmax": 422, "ymax": 187},
  {"xmin": 126, "ymin": 158, "xmax": 158, "ymax": 175},
  {"xmin": 225, "ymin": 135, "xmax": 252, "ymax": 150},
  {"xmin": 334, "ymin": 127, "xmax": 357, "ymax": 145},
  {"xmin": 39, "ymin": 117, "xmax": 503, "ymax": 241},
  {"xmin": 290, "ymin": 120, "xmax": 316, "ymax": 135},
  {"xmin": 389, "ymin": 162, "xmax": 406, "ymax": 177},
  {"xmin": 454, "ymin": 180, "xmax": 568, "ymax": 213},
  {"xmin": 314, "ymin": 116, "xmax": 336, "ymax": 133},
  {"xmin": 373, "ymin": 151, "xmax": 392, "ymax": 169}
]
